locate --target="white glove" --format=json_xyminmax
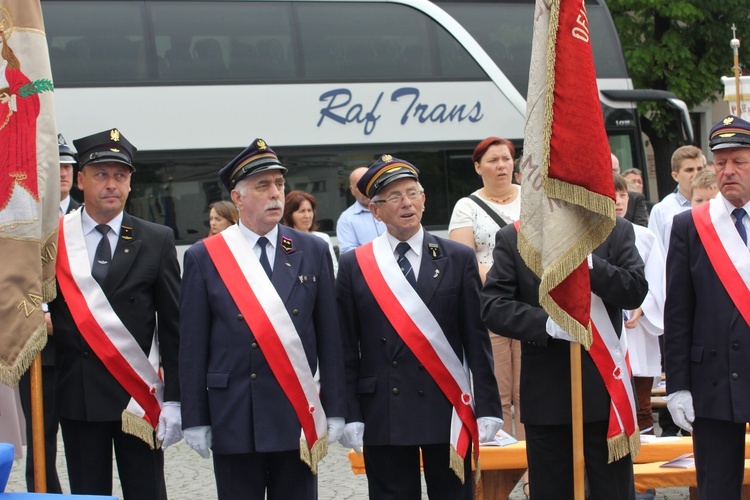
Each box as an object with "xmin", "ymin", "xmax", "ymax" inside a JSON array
[
  {"xmin": 545, "ymin": 317, "xmax": 578, "ymax": 343},
  {"xmin": 156, "ymin": 401, "xmax": 183, "ymax": 450},
  {"xmin": 666, "ymin": 390, "xmax": 695, "ymax": 433},
  {"xmin": 184, "ymin": 425, "xmax": 212, "ymax": 459},
  {"xmin": 340, "ymin": 422, "xmax": 364, "ymax": 454},
  {"xmin": 327, "ymin": 417, "xmax": 345, "ymax": 444},
  {"xmin": 477, "ymin": 416, "xmax": 504, "ymax": 444}
]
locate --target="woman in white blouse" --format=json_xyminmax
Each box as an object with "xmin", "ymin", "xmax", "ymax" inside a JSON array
[
  {"xmin": 448, "ymin": 136, "xmax": 527, "ymax": 494},
  {"xmin": 283, "ymin": 190, "xmax": 338, "ymax": 276}
]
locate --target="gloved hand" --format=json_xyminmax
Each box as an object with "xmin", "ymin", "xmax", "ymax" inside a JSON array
[
  {"xmin": 666, "ymin": 390, "xmax": 694, "ymax": 433},
  {"xmin": 477, "ymin": 416, "xmax": 504, "ymax": 444},
  {"xmin": 156, "ymin": 401, "xmax": 183, "ymax": 450},
  {"xmin": 545, "ymin": 317, "xmax": 578, "ymax": 343},
  {"xmin": 184, "ymin": 425, "xmax": 212, "ymax": 459},
  {"xmin": 327, "ymin": 417, "xmax": 345, "ymax": 444},
  {"xmin": 340, "ymin": 422, "xmax": 364, "ymax": 454}
]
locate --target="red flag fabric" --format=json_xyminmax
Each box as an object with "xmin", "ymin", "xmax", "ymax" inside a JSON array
[
  {"xmin": 519, "ymin": 0, "xmax": 639, "ymax": 462},
  {"xmin": 0, "ymin": 2, "xmax": 58, "ymax": 385}
]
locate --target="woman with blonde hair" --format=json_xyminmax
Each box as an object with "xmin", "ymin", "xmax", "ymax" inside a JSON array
[
  {"xmin": 283, "ymin": 190, "xmax": 338, "ymax": 275},
  {"xmin": 207, "ymin": 200, "xmax": 239, "ymax": 237}
]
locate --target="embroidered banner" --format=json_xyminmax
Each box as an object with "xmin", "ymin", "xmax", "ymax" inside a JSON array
[{"xmin": 0, "ymin": 1, "xmax": 58, "ymax": 385}]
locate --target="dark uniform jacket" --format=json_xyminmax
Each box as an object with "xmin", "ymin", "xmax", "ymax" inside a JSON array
[
  {"xmin": 52, "ymin": 212, "xmax": 181, "ymax": 421},
  {"xmin": 481, "ymin": 218, "xmax": 647, "ymax": 425},
  {"xmin": 336, "ymin": 231, "xmax": 501, "ymax": 445}
]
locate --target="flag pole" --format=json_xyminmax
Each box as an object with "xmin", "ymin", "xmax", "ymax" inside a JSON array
[
  {"xmin": 29, "ymin": 355, "xmax": 47, "ymax": 492},
  {"xmin": 570, "ymin": 342, "xmax": 585, "ymax": 500},
  {"xmin": 731, "ymin": 24, "xmax": 741, "ymax": 117}
]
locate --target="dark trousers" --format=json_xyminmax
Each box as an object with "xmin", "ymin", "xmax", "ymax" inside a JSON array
[
  {"xmin": 633, "ymin": 376, "xmax": 654, "ymax": 434},
  {"xmin": 363, "ymin": 444, "xmax": 474, "ymax": 500},
  {"xmin": 693, "ymin": 417, "xmax": 746, "ymax": 500},
  {"xmin": 18, "ymin": 365, "xmax": 61, "ymax": 493},
  {"xmin": 59, "ymin": 418, "xmax": 166, "ymax": 500},
  {"xmin": 212, "ymin": 450, "xmax": 317, "ymax": 500},
  {"xmin": 526, "ymin": 421, "xmax": 635, "ymax": 500}
]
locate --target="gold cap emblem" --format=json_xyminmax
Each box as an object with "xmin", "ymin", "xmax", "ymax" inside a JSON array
[
  {"xmin": 110, "ymin": 148, "xmax": 120, "ymax": 152},
  {"xmin": 256, "ymin": 139, "xmax": 267, "ymax": 151},
  {"xmin": 110, "ymin": 129, "xmax": 120, "ymax": 142},
  {"xmin": 381, "ymin": 154, "xmax": 393, "ymax": 163},
  {"xmin": 719, "ymin": 133, "xmax": 736, "ymax": 138},
  {"xmin": 724, "ymin": 117, "xmax": 735, "ymax": 126}
]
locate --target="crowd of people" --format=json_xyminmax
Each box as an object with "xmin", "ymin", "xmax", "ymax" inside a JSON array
[{"xmin": 2, "ymin": 113, "xmax": 749, "ymax": 500}]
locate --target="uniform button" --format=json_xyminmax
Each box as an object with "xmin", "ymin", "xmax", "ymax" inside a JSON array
[
  {"xmin": 129, "ymin": 296, "xmax": 135, "ymax": 303},
  {"xmin": 732, "ymin": 373, "xmax": 739, "ymax": 380},
  {"xmin": 251, "ymin": 342, "xmax": 258, "ymax": 349},
  {"xmin": 380, "ymin": 338, "xmax": 387, "ymax": 344},
  {"xmin": 392, "ymin": 387, "xmax": 399, "ymax": 395},
  {"xmin": 418, "ymin": 390, "xmax": 425, "ymax": 396},
  {"xmin": 709, "ymin": 349, "xmax": 717, "ymax": 355},
  {"xmin": 711, "ymin": 380, "xmax": 718, "ymax": 386},
  {"xmin": 418, "ymin": 365, "xmax": 425, "ymax": 371},
  {"xmin": 251, "ymin": 373, "xmax": 258, "ymax": 380},
  {"xmin": 82, "ymin": 351, "xmax": 89, "ymax": 358},
  {"xmin": 733, "ymin": 342, "xmax": 740, "ymax": 350},
  {"xmin": 392, "ymin": 360, "xmax": 398, "ymax": 368},
  {"xmin": 237, "ymin": 314, "xmax": 243, "ymax": 320},
  {"xmin": 293, "ymin": 309, "xmax": 299, "ymax": 315}
]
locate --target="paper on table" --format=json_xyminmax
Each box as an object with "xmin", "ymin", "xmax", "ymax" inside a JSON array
[
  {"xmin": 481, "ymin": 429, "xmax": 519, "ymax": 447},
  {"xmin": 660, "ymin": 453, "xmax": 695, "ymax": 469}
]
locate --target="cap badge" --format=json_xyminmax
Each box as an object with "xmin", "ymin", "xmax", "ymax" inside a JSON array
[
  {"xmin": 381, "ymin": 154, "xmax": 393, "ymax": 163},
  {"xmin": 110, "ymin": 148, "xmax": 120, "ymax": 153},
  {"xmin": 58, "ymin": 134, "xmax": 66, "ymax": 145},
  {"xmin": 719, "ymin": 133, "xmax": 736, "ymax": 138},
  {"xmin": 724, "ymin": 117, "xmax": 735, "ymax": 125},
  {"xmin": 281, "ymin": 235, "xmax": 294, "ymax": 254},
  {"xmin": 110, "ymin": 129, "xmax": 120, "ymax": 142},
  {"xmin": 257, "ymin": 139, "xmax": 267, "ymax": 151}
]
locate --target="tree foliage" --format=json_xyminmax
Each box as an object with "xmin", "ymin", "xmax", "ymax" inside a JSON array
[{"xmin": 606, "ymin": 0, "xmax": 750, "ymax": 197}]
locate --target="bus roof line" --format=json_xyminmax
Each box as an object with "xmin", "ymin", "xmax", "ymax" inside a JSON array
[{"xmin": 307, "ymin": 0, "xmax": 528, "ymax": 118}]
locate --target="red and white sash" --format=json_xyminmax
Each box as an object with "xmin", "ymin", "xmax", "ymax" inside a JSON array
[
  {"xmin": 355, "ymin": 235, "xmax": 479, "ymax": 483},
  {"xmin": 56, "ymin": 209, "xmax": 164, "ymax": 449},
  {"xmin": 692, "ymin": 197, "xmax": 750, "ymax": 326},
  {"xmin": 588, "ymin": 294, "xmax": 640, "ymax": 462},
  {"xmin": 203, "ymin": 225, "xmax": 328, "ymax": 473}
]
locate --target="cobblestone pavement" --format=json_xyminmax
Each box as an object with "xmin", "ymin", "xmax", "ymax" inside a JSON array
[{"xmin": 6, "ymin": 435, "xmax": 690, "ymax": 499}]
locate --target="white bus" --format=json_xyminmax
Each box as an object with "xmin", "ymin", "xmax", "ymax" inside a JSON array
[{"xmin": 44, "ymin": 0, "xmax": 689, "ymax": 255}]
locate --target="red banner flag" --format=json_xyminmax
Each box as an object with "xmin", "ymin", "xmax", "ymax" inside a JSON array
[
  {"xmin": 0, "ymin": 1, "xmax": 59, "ymax": 385},
  {"xmin": 518, "ymin": 0, "xmax": 614, "ymax": 347}
]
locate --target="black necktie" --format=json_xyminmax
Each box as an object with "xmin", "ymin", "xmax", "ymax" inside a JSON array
[
  {"xmin": 257, "ymin": 236, "xmax": 272, "ymax": 278},
  {"xmin": 396, "ymin": 242, "xmax": 416, "ymax": 288},
  {"xmin": 733, "ymin": 208, "xmax": 748, "ymax": 246},
  {"xmin": 92, "ymin": 224, "xmax": 112, "ymax": 283}
]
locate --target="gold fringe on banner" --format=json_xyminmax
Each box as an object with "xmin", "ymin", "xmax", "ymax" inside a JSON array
[
  {"xmin": 0, "ymin": 322, "xmax": 47, "ymax": 387},
  {"xmin": 121, "ymin": 410, "xmax": 159, "ymax": 450},
  {"xmin": 299, "ymin": 435, "xmax": 328, "ymax": 474},
  {"xmin": 448, "ymin": 444, "xmax": 467, "ymax": 484}
]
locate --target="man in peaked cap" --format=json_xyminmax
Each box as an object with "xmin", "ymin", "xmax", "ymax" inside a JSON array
[
  {"xmin": 179, "ymin": 138, "xmax": 345, "ymax": 500},
  {"xmin": 50, "ymin": 129, "xmax": 182, "ymax": 499},
  {"xmin": 665, "ymin": 115, "xmax": 750, "ymax": 499},
  {"xmin": 17, "ymin": 133, "xmax": 81, "ymax": 493},
  {"xmin": 336, "ymin": 155, "xmax": 502, "ymax": 499}
]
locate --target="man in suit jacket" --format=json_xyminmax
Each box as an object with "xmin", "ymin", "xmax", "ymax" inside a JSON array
[
  {"xmin": 336, "ymin": 156, "xmax": 502, "ymax": 500},
  {"xmin": 179, "ymin": 139, "xmax": 345, "ymax": 500},
  {"xmin": 481, "ymin": 217, "xmax": 647, "ymax": 500},
  {"xmin": 18, "ymin": 134, "xmax": 80, "ymax": 493},
  {"xmin": 625, "ymin": 190, "xmax": 649, "ymax": 226},
  {"xmin": 665, "ymin": 115, "xmax": 750, "ymax": 500},
  {"xmin": 51, "ymin": 129, "xmax": 181, "ymax": 499}
]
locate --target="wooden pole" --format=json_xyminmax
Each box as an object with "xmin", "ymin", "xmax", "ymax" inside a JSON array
[
  {"xmin": 570, "ymin": 342, "xmax": 585, "ymax": 500},
  {"xmin": 29, "ymin": 355, "xmax": 47, "ymax": 493},
  {"xmin": 731, "ymin": 25, "xmax": 741, "ymax": 117}
]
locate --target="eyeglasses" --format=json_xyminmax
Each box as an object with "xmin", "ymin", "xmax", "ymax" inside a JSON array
[{"xmin": 373, "ymin": 190, "xmax": 424, "ymax": 206}]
